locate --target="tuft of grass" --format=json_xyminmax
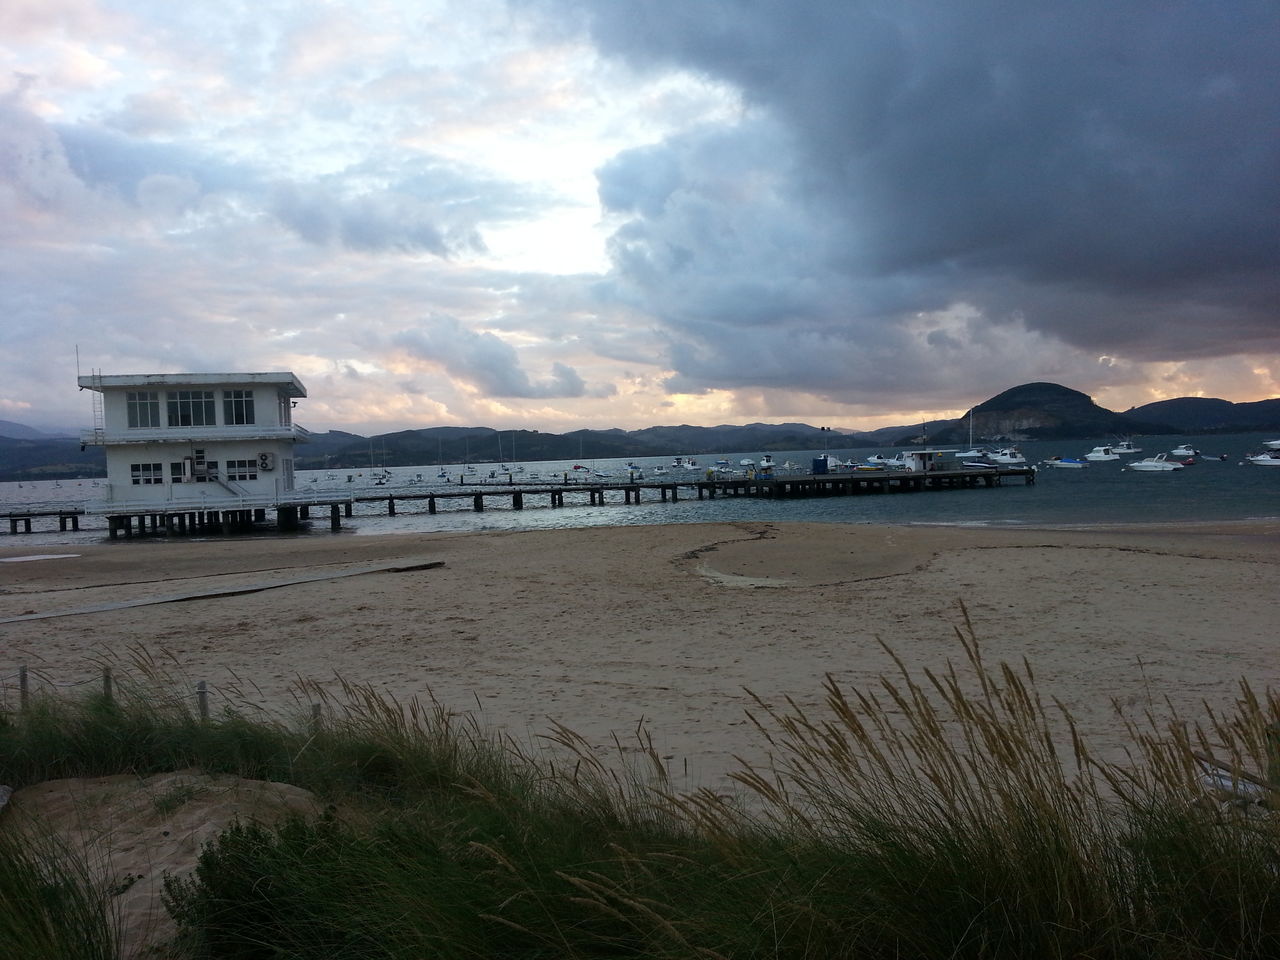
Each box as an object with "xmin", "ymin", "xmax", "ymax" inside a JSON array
[{"xmin": 0, "ymin": 829, "xmax": 119, "ymax": 960}]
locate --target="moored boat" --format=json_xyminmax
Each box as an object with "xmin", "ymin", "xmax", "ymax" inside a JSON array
[
  {"xmin": 1041, "ymin": 457, "xmax": 1089, "ymax": 468},
  {"xmin": 989, "ymin": 447, "xmax": 1026, "ymax": 464},
  {"xmin": 1127, "ymin": 453, "xmax": 1183, "ymax": 472},
  {"xmin": 1084, "ymin": 446, "xmax": 1119, "ymax": 461}
]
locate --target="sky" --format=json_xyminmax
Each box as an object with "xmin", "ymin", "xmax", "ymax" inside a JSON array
[{"xmin": 2, "ymin": 0, "xmax": 1278, "ymax": 435}]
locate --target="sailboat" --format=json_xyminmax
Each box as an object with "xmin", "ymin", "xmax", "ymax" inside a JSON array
[{"xmin": 954, "ymin": 409, "xmax": 990, "ymax": 459}]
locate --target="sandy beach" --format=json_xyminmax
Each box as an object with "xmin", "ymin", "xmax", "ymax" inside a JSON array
[
  {"xmin": 4, "ymin": 520, "xmax": 1279, "ymax": 782},
  {"xmin": 5, "ymin": 519, "xmax": 1280, "ymax": 955}
]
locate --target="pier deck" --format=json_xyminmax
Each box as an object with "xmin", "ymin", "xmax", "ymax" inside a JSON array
[{"xmin": 5, "ymin": 465, "xmax": 1034, "ymax": 537}]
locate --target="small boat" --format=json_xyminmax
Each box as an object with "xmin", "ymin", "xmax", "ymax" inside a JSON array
[
  {"xmin": 1112, "ymin": 439, "xmax": 1142, "ymax": 454},
  {"xmin": 1170, "ymin": 444, "xmax": 1199, "ymax": 458},
  {"xmin": 1127, "ymin": 453, "xmax": 1184, "ymax": 472},
  {"xmin": 1247, "ymin": 452, "xmax": 1280, "ymax": 467},
  {"xmin": 989, "ymin": 447, "xmax": 1026, "ymax": 465},
  {"xmin": 1040, "ymin": 457, "xmax": 1089, "ymax": 469},
  {"xmin": 1084, "ymin": 446, "xmax": 1119, "ymax": 461},
  {"xmin": 953, "ymin": 446, "xmax": 993, "ymax": 459},
  {"xmin": 1264, "ymin": 440, "xmax": 1280, "ymax": 450},
  {"xmin": 963, "ymin": 460, "xmax": 999, "ymax": 469}
]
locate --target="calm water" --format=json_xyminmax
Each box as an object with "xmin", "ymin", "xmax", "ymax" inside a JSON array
[{"xmin": 2, "ymin": 434, "xmax": 1277, "ymax": 547}]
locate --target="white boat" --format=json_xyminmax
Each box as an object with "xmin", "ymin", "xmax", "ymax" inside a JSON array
[
  {"xmin": 1084, "ymin": 446, "xmax": 1119, "ymax": 461},
  {"xmin": 1040, "ymin": 457, "xmax": 1089, "ymax": 469},
  {"xmin": 1264, "ymin": 440, "xmax": 1280, "ymax": 450},
  {"xmin": 989, "ymin": 447, "xmax": 1026, "ymax": 464},
  {"xmin": 1247, "ymin": 452, "xmax": 1280, "ymax": 466},
  {"xmin": 953, "ymin": 446, "xmax": 993, "ymax": 459},
  {"xmin": 1112, "ymin": 439, "xmax": 1142, "ymax": 454},
  {"xmin": 1127, "ymin": 453, "xmax": 1184, "ymax": 472},
  {"xmin": 1170, "ymin": 444, "xmax": 1199, "ymax": 458}
]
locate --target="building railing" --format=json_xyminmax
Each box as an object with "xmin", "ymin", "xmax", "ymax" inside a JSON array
[{"xmin": 79, "ymin": 424, "xmax": 309, "ymax": 445}]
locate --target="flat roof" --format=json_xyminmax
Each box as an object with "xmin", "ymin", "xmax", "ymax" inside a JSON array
[{"xmin": 78, "ymin": 372, "xmax": 307, "ymax": 398}]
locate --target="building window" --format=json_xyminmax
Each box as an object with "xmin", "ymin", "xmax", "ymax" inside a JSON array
[
  {"xmin": 225, "ymin": 459, "xmax": 258, "ymax": 481},
  {"xmin": 224, "ymin": 389, "xmax": 255, "ymax": 425},
  {"xmin": 130, "ymin": 463, "xmax": 164, "ymax": 485},
  {"xmin": 167, "ymin": 390, "xmax": 216, "ymax": 427},
  {"xmin": 170, "ymin": 462, "xmax": 186, "ymax": 483},
  {"xmin": 126, "ymin": 391, "xmax": 160, "ymax": 428}
]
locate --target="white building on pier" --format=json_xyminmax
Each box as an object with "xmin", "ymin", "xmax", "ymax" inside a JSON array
[{"xmin": 78, "ymin": 372, "xmax": 308, "ymax": 507}]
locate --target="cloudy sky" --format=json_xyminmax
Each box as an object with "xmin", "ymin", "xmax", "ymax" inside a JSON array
[{"xmin": 3, "ymin": 0, "xmax": 1277, "ymax": 435}]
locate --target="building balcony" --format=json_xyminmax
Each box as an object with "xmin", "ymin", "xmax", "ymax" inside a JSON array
[{"xmin": 80, "ymin": 424, "xmax": 311, "ymax": 446}]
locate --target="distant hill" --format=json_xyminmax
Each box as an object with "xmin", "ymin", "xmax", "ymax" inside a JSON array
[
  {"xmin": 927, "ymin": 383, "xmax": 1172, "ymax": 443},
  {"xmin": 3, "ymin": 383, "xmax": 1279, "ymax": 480},
  {"xmin": 0, "ymin": 435, "xmax": 106, "ymax": 480},
  {"xmin": 0, "ymin": 420, "xmax": 74, "ymax": 440},
  {"xmin": 1125, "ymin": 397, "xmax": 1280, "ymax": 432}
]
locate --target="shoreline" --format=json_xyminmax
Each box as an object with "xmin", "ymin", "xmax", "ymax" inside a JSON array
[{"xmin": 3, "ymin": 520, "xmax": 1278, "ymax": 787}]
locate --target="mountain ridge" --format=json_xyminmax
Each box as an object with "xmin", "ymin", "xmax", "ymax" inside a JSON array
[{"xmin": 3, "ymin": 383, "xmax": 1279, "ymax": 481}]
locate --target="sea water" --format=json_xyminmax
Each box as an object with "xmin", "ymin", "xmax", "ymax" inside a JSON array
[{"xmin": 1, "ymin": 434, "xmax": 1276, "ymax": 547}]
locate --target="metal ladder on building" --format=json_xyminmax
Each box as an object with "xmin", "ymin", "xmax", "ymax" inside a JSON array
[{"xmin": 88, "ymin": 369, "xmax": 105, "ymax": 445}]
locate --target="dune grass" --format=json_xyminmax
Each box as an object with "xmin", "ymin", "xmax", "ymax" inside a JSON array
[
  {"xmin": 3, "ymin": 620, "xmax": 1280, "ymax": 958},
  {"xmin": 0, "ymin": 828, "xmax": 119, "ymax": 960}
]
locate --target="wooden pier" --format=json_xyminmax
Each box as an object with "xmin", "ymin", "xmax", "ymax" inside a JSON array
[
  {"xmin": 347, "ymin": 465, "xmax": 1035, "ymax": 515},
  {"xmin": 4, "ymin": 509, "xmax": 85, "ymax": 535},
  {"xmin": 5, "ymin": 465, "xmax": 1035, "ymax": 537}
]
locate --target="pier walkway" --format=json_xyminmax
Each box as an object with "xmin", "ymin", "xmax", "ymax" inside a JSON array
[{"xmin": 4, "ymin": 465, "xmax": 1034, "ymax": 537}]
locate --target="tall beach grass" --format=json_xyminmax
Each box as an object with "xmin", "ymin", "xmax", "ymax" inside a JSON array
[{"xmin": 2, "ymin": 619, "xmax": 1279, "ymax": 958}]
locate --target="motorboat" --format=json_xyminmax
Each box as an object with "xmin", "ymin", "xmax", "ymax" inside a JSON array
[
  {"xmin": 989, "ymin": 447, "xmax": 1026, "ymax": 465},
  {"xmin": 1084, "ymin": 446, "xmax": 1119, "ymax": 461},
  {"xmin": 1040, "ymin": 457, "xmax": 1089, "ymax": 469},
  {"xmin": 1264, "ymin": 440, "xmax": 1280, "ymax": 450},
  {"xmin": 1247, "ymin": 452, "xmax": 1280, "ymax": 467},
  {"xmin": 1112, "ymin": 439, "xmax": 1142, "ymax": 454},
  {"xmin": 1170, "ymin": 444, "xmax": 1199, "ymax": 458},
  {"xmin": 1127, "ymin": 453, "xmax": 1184, "ymax": 472},
  {"xmin": 953, "ymin": 446, "xmax": 993, "ymax": 459}
]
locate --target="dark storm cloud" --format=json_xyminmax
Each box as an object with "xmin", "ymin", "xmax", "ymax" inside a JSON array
[{"xmin": 534, "ymin": 0, "xmax": 1280, "ymax": 381}]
